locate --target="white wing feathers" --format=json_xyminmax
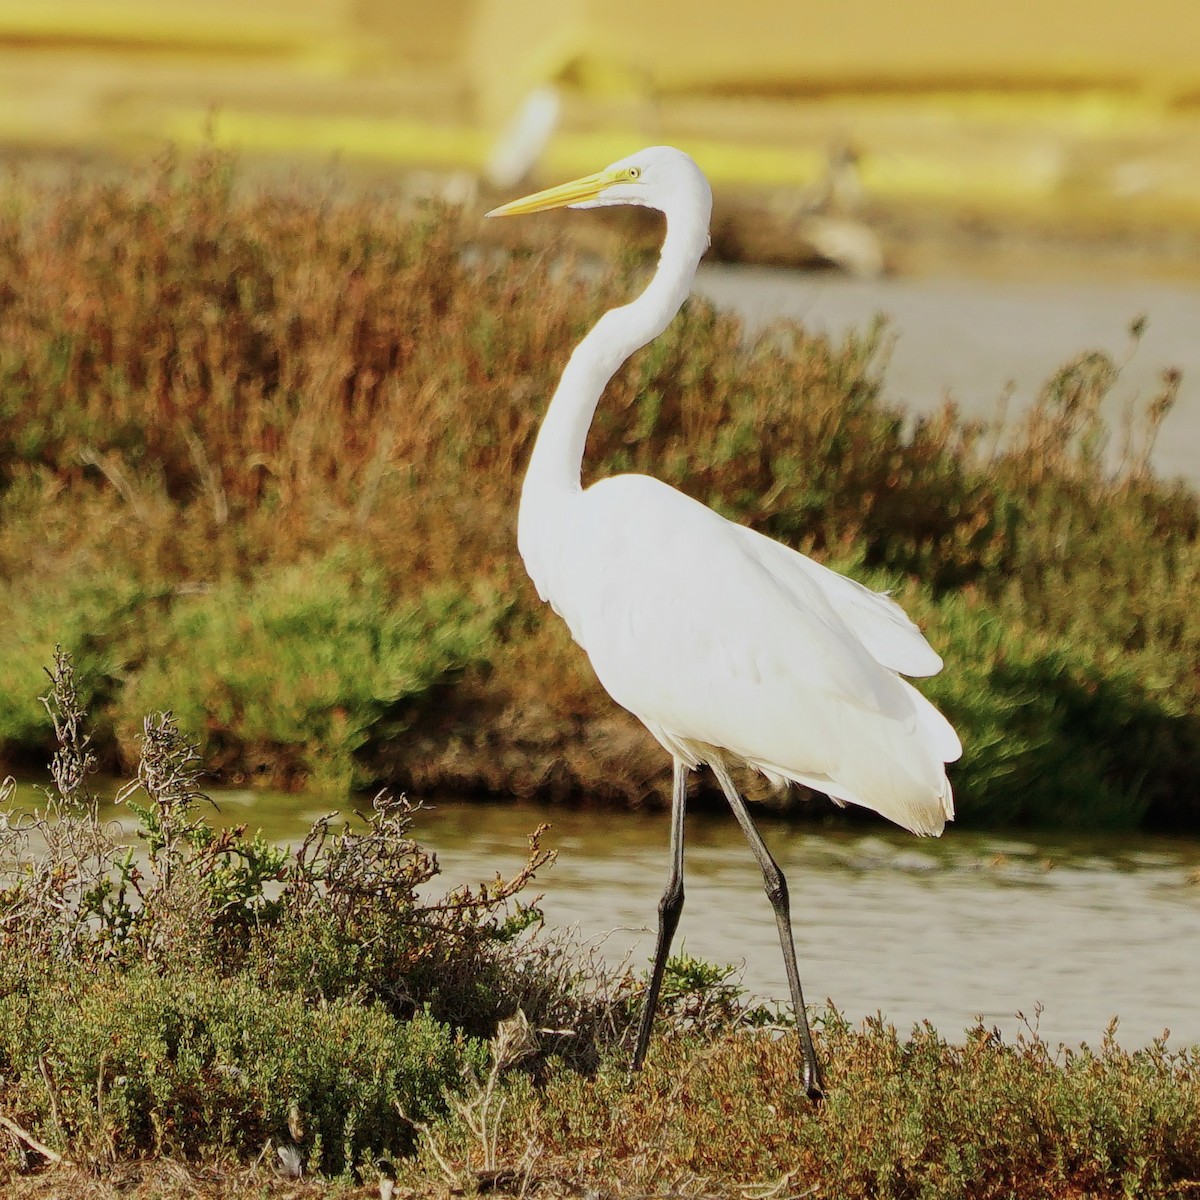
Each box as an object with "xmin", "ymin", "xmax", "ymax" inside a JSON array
[
  {"xmin": 735, "ymin": 520, "xmax": 961, "ymax": 833},
  {"xmin": 738, "ymin": 524, "xmax": 944, "ymax": 678},
  {"xmin": 537, "ymin": 475, "xmax": 960, "ymax": 836}
]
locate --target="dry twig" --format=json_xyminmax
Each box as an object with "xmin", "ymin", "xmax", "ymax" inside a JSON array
[{"xmin": 0, "ymin": 1112, "xmax": 65, "ymax": 1165}]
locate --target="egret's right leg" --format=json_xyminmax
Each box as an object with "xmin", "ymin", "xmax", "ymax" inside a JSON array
[
  {"xmin": 710, "ymin": 758, "xmax": 825, "ymax": 1102},
  {"xmin": 631, "ymin": 756, "xmax": 688, "ymax": 1071}
]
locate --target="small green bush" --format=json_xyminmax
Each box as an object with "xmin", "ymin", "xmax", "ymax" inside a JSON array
[
  {"xmin": 0, "ymin": 965, "xmax": 482, "ymax": 1174},
  {"xmin": 118, "ymin": 551, "xmax": 504, "ymax": 788},
  {"xmin": 882, "ymin": 581, "xmax": 1178, "ymax": 828},
  {"xmin": 0, "ymin": 570, "xmax": 152, "ymax": 752}
]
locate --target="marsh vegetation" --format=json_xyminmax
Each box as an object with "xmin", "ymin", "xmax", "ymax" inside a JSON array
[{"xmin": 0, "ymin": 154, "xmax": 1198, "ymax": 829}]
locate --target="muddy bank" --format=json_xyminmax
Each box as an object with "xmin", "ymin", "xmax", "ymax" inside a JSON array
[{"xmin": 382, "ymin": 695, "xmax": 677, "ymax": 809}]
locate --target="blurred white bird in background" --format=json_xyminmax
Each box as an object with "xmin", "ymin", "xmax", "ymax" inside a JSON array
[{"xmin": 483, "ymin": 85, "xmax": 563, "ymax": 190}]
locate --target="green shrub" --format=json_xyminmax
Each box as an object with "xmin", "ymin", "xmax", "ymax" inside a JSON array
[
  {"xmin": 0, "ymin": 570, "xmax": 152, "ymax": 755},
  {"xmin": 117, "ymin": 551, "xmax": 503, "ymax": 788},
  {"xmin": 0, "ymin": 966, "xmax": 482, "ymax": 1174},
  {"xmin": 897, "ymin": 584, "xmax": 1174, "ymax": 828},
  {"xmin": 0, "ymin": 654, "xmax": 616, "ymax": 1177}
]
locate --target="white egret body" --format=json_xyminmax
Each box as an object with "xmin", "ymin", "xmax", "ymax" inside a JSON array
[{"xmin": 487, "ymin": 147, "xmax": 961, "ymax": 1098}]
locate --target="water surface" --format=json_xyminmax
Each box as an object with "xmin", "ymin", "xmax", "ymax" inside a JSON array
[
  {"xmin": 410, "ymin": 798, "xmax": 1200, "ymax": 1050},
  {"xmin": 694, "ymin": 265, "xmax": 1200, "ymax": 485}
]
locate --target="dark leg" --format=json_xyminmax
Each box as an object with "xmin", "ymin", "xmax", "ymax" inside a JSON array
[
  {"xmin": 710, "ymin": 758, "xmax": 825, "ymax": 1101},
  {"xmin": 631, "ymin": 756, "xmax": 688, "ymax": 1071}
]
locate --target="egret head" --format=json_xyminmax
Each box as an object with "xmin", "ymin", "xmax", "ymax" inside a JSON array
[{"xmin": 485, "ymin": 146, "xmax": 711, "ymax": 221}]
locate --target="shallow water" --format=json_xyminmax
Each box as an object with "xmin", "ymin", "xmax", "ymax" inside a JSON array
[
  {"xmin": 410, "ymin": 800, "xmax": 1200, "ymax": 1050},
  {"xmin": 693, "ymin": 265, "xmax": 1200, "ymax": 486},
  {"xmin": 11, "ymin": 783, "xmax": 1199, "ymax": 1049}
]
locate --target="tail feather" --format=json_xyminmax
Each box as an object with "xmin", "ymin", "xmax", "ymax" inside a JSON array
[{"xmin": 750, "ymin": 675, "xmax": 958, "ymax": 837}]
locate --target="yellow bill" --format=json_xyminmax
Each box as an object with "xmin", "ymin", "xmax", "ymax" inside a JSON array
[{"xmin": 485, "ymin": 166, "xmax": 632, "ymax": 218}]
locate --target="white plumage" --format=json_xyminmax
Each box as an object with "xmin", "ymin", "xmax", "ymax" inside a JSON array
[
  {"xmin": 535, "ymin": 471, "xmax": 958, "ymax": 836},
  {"xmin": 487, "ymin": 146, "xmax": 961, "ymax": 1098}
]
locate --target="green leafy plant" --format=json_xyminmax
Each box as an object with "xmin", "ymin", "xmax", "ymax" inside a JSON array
[{"xmin": 118, "ymin": 552, "xmax": 504, "ymax": 788}]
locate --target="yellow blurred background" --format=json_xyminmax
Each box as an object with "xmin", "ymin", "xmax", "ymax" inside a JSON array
[{"xmin": 2, "ymin": 0, "xmax": 1199, "ymax": 270}]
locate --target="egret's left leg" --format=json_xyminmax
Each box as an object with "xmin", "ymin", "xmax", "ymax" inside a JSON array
[{"xmin": 710, "ymin": 758, "xmax": 825, "ymax": 1101}]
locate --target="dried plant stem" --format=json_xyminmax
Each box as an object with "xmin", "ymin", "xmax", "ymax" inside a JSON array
[{"xmin": 0, "ymin": 1111, "xmax": 66, "ymax": 1164}]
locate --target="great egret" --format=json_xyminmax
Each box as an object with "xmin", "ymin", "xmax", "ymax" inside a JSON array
[{"xmin": 486, "ymin": 146, "xmax": 961, "ymax": 1100}]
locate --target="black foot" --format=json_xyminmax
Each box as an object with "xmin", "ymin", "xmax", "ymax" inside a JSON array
[{"xmin": 802, "ymin": 1057, "xmax": 826, "ymax": 1103}]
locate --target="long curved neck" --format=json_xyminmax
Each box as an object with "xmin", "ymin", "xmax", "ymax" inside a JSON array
[{"xmin": 521, "ymin": 208, "xmax": 709, "ymax": 506}]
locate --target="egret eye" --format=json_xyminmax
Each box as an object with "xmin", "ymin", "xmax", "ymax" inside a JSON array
[{"xmin": 627, "ymin": 166, "xmax": 641, "ymax": 180}]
